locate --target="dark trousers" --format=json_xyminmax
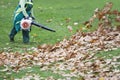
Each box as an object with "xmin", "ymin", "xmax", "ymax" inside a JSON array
[{"xmin": 9, "ymin": 27, "xmax": 30, "ymax": 43}]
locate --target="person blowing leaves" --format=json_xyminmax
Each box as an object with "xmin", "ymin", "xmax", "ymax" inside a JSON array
[{"xmin": 9, "ymin": 0, "xmax": 35, "ymax": 43}]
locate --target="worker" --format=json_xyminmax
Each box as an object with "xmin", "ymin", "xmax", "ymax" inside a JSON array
[{"xmin": 9, "ymin": 0, "xmax": 35, "ymax": 43}]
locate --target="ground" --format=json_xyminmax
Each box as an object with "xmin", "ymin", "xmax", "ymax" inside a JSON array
[{"xmin": 0, "ymin": 0, "xmax": 120, "ymax": 80}]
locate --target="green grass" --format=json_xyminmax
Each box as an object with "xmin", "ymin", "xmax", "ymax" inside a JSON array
[
  {"xmin": 0, "ymin": 65, "xmax": 80, "ymax": 80},
  {"xmin": 1, "ymin": 0, "xmax": 120, "ymax": 51},
  {"xmin": 96, "ymin": 48, "xmax": 120, "ymax": 59},
  {"xmin": 0, "ymin": 66, "xmax": 64, "ymax": 80},
  {"xmin": 0, "ymin": 0, "xmax": 120, "ymax": 79}
]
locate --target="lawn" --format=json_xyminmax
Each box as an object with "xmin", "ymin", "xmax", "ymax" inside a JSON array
[
  {"xmin": 0, "ymin": 0, "xmax": 120, "ymax": 80},
  {"xmin": 0, "ymin": 0, "xmax": 120, "ymax": 50}
]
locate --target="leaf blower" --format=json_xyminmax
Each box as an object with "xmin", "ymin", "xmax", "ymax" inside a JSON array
[{"xmin": 20, "ymin": 18, "xmax": 56, "ymax": 32}]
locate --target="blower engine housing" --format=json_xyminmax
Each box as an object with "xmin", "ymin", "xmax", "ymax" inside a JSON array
[{"xmin": 20, "ymin": 18, "xmax": 32, "ymax": 30}]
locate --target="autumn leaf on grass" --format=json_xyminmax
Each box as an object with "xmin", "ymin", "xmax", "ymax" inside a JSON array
[
  {"xmin": 46, "ymin": 19, "xmax": 53, "ymax": 23},
  {"xmin": 65, "ymin": 18, "xmax": 71, "ymax": 23},
  {"xmin": 73, "ymin": 22, "xmax": 78, "ymax": 26},
  {"xmin": 67, "ymin": 25, "xmax": 73, "ymax": 32}
]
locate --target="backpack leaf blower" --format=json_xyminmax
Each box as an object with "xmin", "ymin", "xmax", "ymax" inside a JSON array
[{"xmin": 20, "ymin": 18, "xmax": 56, "ymax": 32}]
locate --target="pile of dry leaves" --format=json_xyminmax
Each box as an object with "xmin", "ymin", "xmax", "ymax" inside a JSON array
[
  {"xmin": 0, "ymin": 2, "xmax": 120, "ymax": 80},
  {"xmin": 0, "ymin": 27, "xmax": 120, "ymax": 79}
]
